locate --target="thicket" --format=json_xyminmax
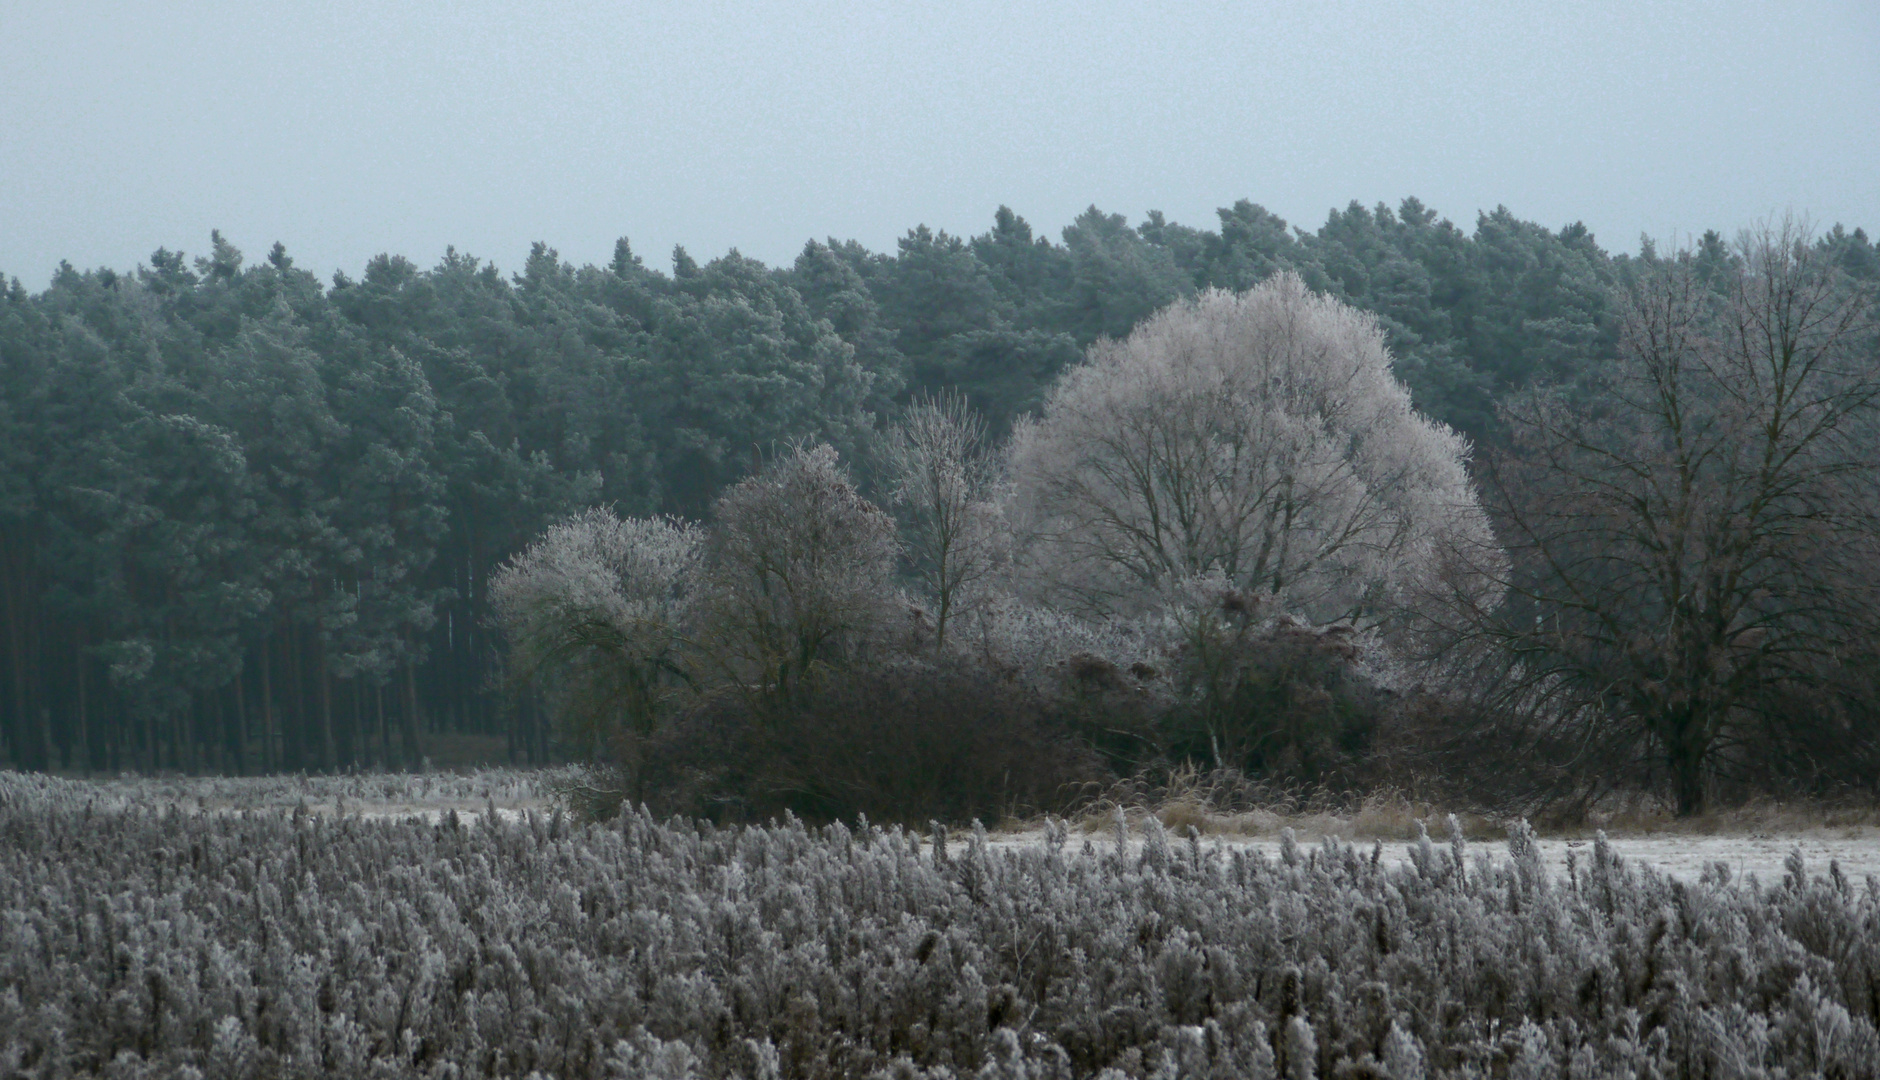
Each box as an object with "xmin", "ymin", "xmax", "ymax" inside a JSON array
[
  {"xmin": 639, "ymin": 661, "xmax": 1102, "ymax": 827},
  {"xmin": 491, "ymin": 277, "xmax": 1469, "ymax": 827},
  {"xmin": 4, "ymin": 771, "xmax": 1878, "ymax": 1078}
]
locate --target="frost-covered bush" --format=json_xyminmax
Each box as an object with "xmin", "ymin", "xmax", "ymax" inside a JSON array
[
  {"xmin": 882, "ymin": 391, "xmax": 1006, "ymax": 652},
  {"xmin": 957, "ymin": 588, "xmax": 1419, "ymax": 786},
  {"xmin": 491, "ymin": 508, "xmax": 702, "ymax": 758},
  {"xmin": 962, "ymin": 600, "xmax": 1170, "ymax": 699},
  {"xmin": 5, "ymin": 772, "xmax": 1878, "ymax": 1079},
  {"xmin": 1157, "ymin": 580, "xmax": 1401, "ymax": 786}
]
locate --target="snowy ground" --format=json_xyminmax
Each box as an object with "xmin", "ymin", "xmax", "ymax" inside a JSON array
[
  {"xmin": 980, "ymin": 828, "xmax": 1880, "ymax": 886},
  {"xmin": 18, "ymin": 767, "xmax": 568, "ymax": 826},
  {"xmin": 28, "ymin": 768, "xmax": 1880, "ymax": 885}
]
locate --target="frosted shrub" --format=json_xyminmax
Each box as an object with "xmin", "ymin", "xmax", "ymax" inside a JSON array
[
  {"xmin": 964, "ymin": 599, "xmax": 1170, "ymax": 700},
  {"xmin": 643, "ymin": 657, "xmax": 1100, "ymax": 826},
  {"xmin": 5, "ymin": 770, "xmax": 1878, "ymax": 1078},
  {"xmin": 1152, "ymin": 576, "xmax": 1408, "ymax": 781},
  {"xmin": 491, "ymin": 507, "xmax": 701, "ymax": 755}
]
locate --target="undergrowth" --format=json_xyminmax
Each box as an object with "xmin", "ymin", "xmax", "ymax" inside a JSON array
[{"xmin": 1048, "ymin": 764, "xmax": 1880, "ymax": 842}]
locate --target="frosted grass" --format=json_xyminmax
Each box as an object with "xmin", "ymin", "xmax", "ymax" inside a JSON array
[{"xmin": 4, "ymin": 770, "xmax": 1878, "ymax": 1077}]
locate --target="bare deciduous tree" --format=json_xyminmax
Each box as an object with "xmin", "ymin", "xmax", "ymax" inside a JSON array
[
  {"xmin": 700, "ymin": 443, "xmax": 900, "ymax": 703},
  {"xmin": 1005, "ymin": 272, "xmax": 1496, "ymax": 624},
  {"xmin": 1469, "ymin": 220, "xmax": 1880, "ymax": 815},
  {"xmin": 882, "ymin": 391, "xmax": 1002, "ymax": 650}
]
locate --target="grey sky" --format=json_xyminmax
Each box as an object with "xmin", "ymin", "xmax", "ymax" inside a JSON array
[{"xmin": 3, "ymin": 1, "xmax": 1876, "ymax": 288}]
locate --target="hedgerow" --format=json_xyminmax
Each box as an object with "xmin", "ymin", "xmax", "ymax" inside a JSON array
[{"xmin": 2, "ymin": 771, "xmax": 1877, "ymax": 1078}]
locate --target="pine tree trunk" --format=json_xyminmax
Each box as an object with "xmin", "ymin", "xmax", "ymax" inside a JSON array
[
  {"xmin": 232, "ymin": 667, "xmax": 248, "ymax": 776},
  {"xmin": 317, "ymin": 637, "xmax": 335, "ymax": 772},
  {"xmin": 36, "ymin": 706, "xmax": 52, "ymax": 775},
  {"xmin": 5, "ymin": 592, "xmax": 27, "ymax": 770},
  {"xmin": 377, "ymin": 682, "xmax": 392, "ymax": 770},
  {"xmin": 210, "ymin": 692, "xmax": 226, "ymax": 774},
  {"xmin": 73, "ymin": 631, "xmax": 89, "ymax": 774},
  {"xmin": 401, "ymin": 662, "xmax": 423, "ymax": 769},
  {"xmin": 259, "ymin": 641, "xmax": 275, "ymax": 774},
  {"xmin": 104, "ymin": 677, "xmax": 119, "ymax": 773},
  {"xmin": 286, "ymin": 625, "xmax": 306, "ymax": 771}
]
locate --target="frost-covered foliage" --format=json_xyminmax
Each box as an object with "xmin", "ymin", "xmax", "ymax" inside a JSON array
[
  {"xmin": 491, "ymin": 511, "xmax": 701, "ymax": 640},
  {"xmin": 1156, "ymin": 580, "xmax": 1405, "ymax": 782},
  {"xmin": 490, "ymin": 510, "xmax": 702, "ymax": 753},
  {"xmin": 6, "ymin": 774, "xmax": 1879, "ymax": 1079},
  {"xmin": 962, "ymin": 600, "xmax": 1171, "ymax": 702},
  {"xmin": 882, "ymin": 392, "xmax": 1005, "ymax": 651},
  {"xmin": 1006, "ymin": 274, "xmax": 1498, "ymax": 625},
  {"xmin": 489, "ymin": 445, "xmax": 905, "ymax": 766},
  {"xmin": 959, "ymin": 586, "xmax": 1413, "ymax": 785}
]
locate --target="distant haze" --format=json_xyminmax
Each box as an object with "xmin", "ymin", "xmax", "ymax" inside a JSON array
[{"xmin": 3, "ymin": 0, "xmax": 1876, "ymax": 286}]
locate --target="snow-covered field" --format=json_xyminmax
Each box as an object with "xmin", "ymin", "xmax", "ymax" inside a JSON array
[
  {"xmin": 30, "ymin": 767, "xmax": 1876, "ymax": 885},
  {"xmin": 984, "ymin": 828, "xmax": 1880, "ymax": 886},
  {"xmin": 20, "ymin": 766, "xmax": 571, "ymax": 820}
]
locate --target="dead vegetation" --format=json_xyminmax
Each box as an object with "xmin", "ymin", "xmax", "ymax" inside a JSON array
[{"xmin": 1039, "ymin": 763, "xmax": 1880, "ymax": 842}]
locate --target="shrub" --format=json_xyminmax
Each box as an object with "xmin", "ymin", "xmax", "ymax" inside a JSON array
[
  {"xmin": 1129, "ymin": 583, "xmax": 1399, "ymax": 789},
  {"xmin": 639, "ymin": 659, "xmax": 1103, "ymax": 826},
  {"xmin": 696, "ymin": 442, "xmax": 902, "ymax": 703},
  {"xmin": 489, "ymin": 508, "xmax": 701, "ymax": 760}
]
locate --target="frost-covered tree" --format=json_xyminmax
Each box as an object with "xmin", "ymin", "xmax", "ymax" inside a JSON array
[
  {"xmin": 1006, "ymin": 272, "xmax": 1496, "ymax": 624},
  {"xmin": 699, "ymin": 443, "xmax": 899, "ymax": 702},
  {"xmin": 882, "ymin": 391, "xmax": 1003, "ymax": 650},
  {"xmin": 489, "ymin": 508, "xmax": 700, "ymax": 756}
]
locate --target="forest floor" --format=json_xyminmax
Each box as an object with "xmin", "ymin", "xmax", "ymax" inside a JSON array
[{"xmin": 36, "ymin": 767, "xmax": 1880, "ymax": 885}]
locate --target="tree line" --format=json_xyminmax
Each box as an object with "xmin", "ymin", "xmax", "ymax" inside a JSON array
[
  {"xmin": 495, "ymin": 229, "xmax": 1880, "ymax": 823},
  {"xmin": 1, "ymin": 200, "xmax": 1875, "ymax": 791}
]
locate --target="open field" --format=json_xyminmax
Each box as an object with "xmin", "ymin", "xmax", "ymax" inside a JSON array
[
  {"xmin": 34, "ymin": 768, "xmax": 1880, "ymax": 885},
  {"xmin": 989, "ymin": 825, "xmax": 1880, "ymax": 888},
  {"xmin": 30, "ymin": 766, "xmax": 576, "ymax": 822},
  {"xmin": 5, "ymin": 768, "xmax": 1880, "ymax": 1076}
]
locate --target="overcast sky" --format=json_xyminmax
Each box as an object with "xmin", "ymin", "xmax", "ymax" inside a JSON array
[{"xmin": 3, "ymin": 1, "xmax": 1876, "ymax": 288}]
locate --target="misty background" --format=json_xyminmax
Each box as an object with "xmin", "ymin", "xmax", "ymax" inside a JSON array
[{"xmin": 4, "ymin": 0, "xmax": 1877, "ymax": 287}]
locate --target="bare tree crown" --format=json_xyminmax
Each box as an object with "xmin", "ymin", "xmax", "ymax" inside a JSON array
[
  {"xmin": 701, "ymin": 443, "xmax": 901, "ymax": 698},
  {"xmin": 1477, "ymin": 219, "xmax": 1880, "ymax": 815},
  {"xmin": 883, "ymin": 391, "xmax": 1001, "ymax": 649}
]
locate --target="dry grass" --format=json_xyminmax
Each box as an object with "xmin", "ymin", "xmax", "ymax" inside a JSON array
[
  {"xmin": 1550, "ymin": 790, "xmax": 1880, "ymax": 839},
  {"xmin": 1070, "ymin": 790, "xmax": 1504, "ymax": 843},
  {"xmin": 1046, "ymin": 765, "xmax": 1501, "ymax": 842},
  {"xmin": 1032, "ymin": 764, "xmax": 1880, "ymax": 842}
]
